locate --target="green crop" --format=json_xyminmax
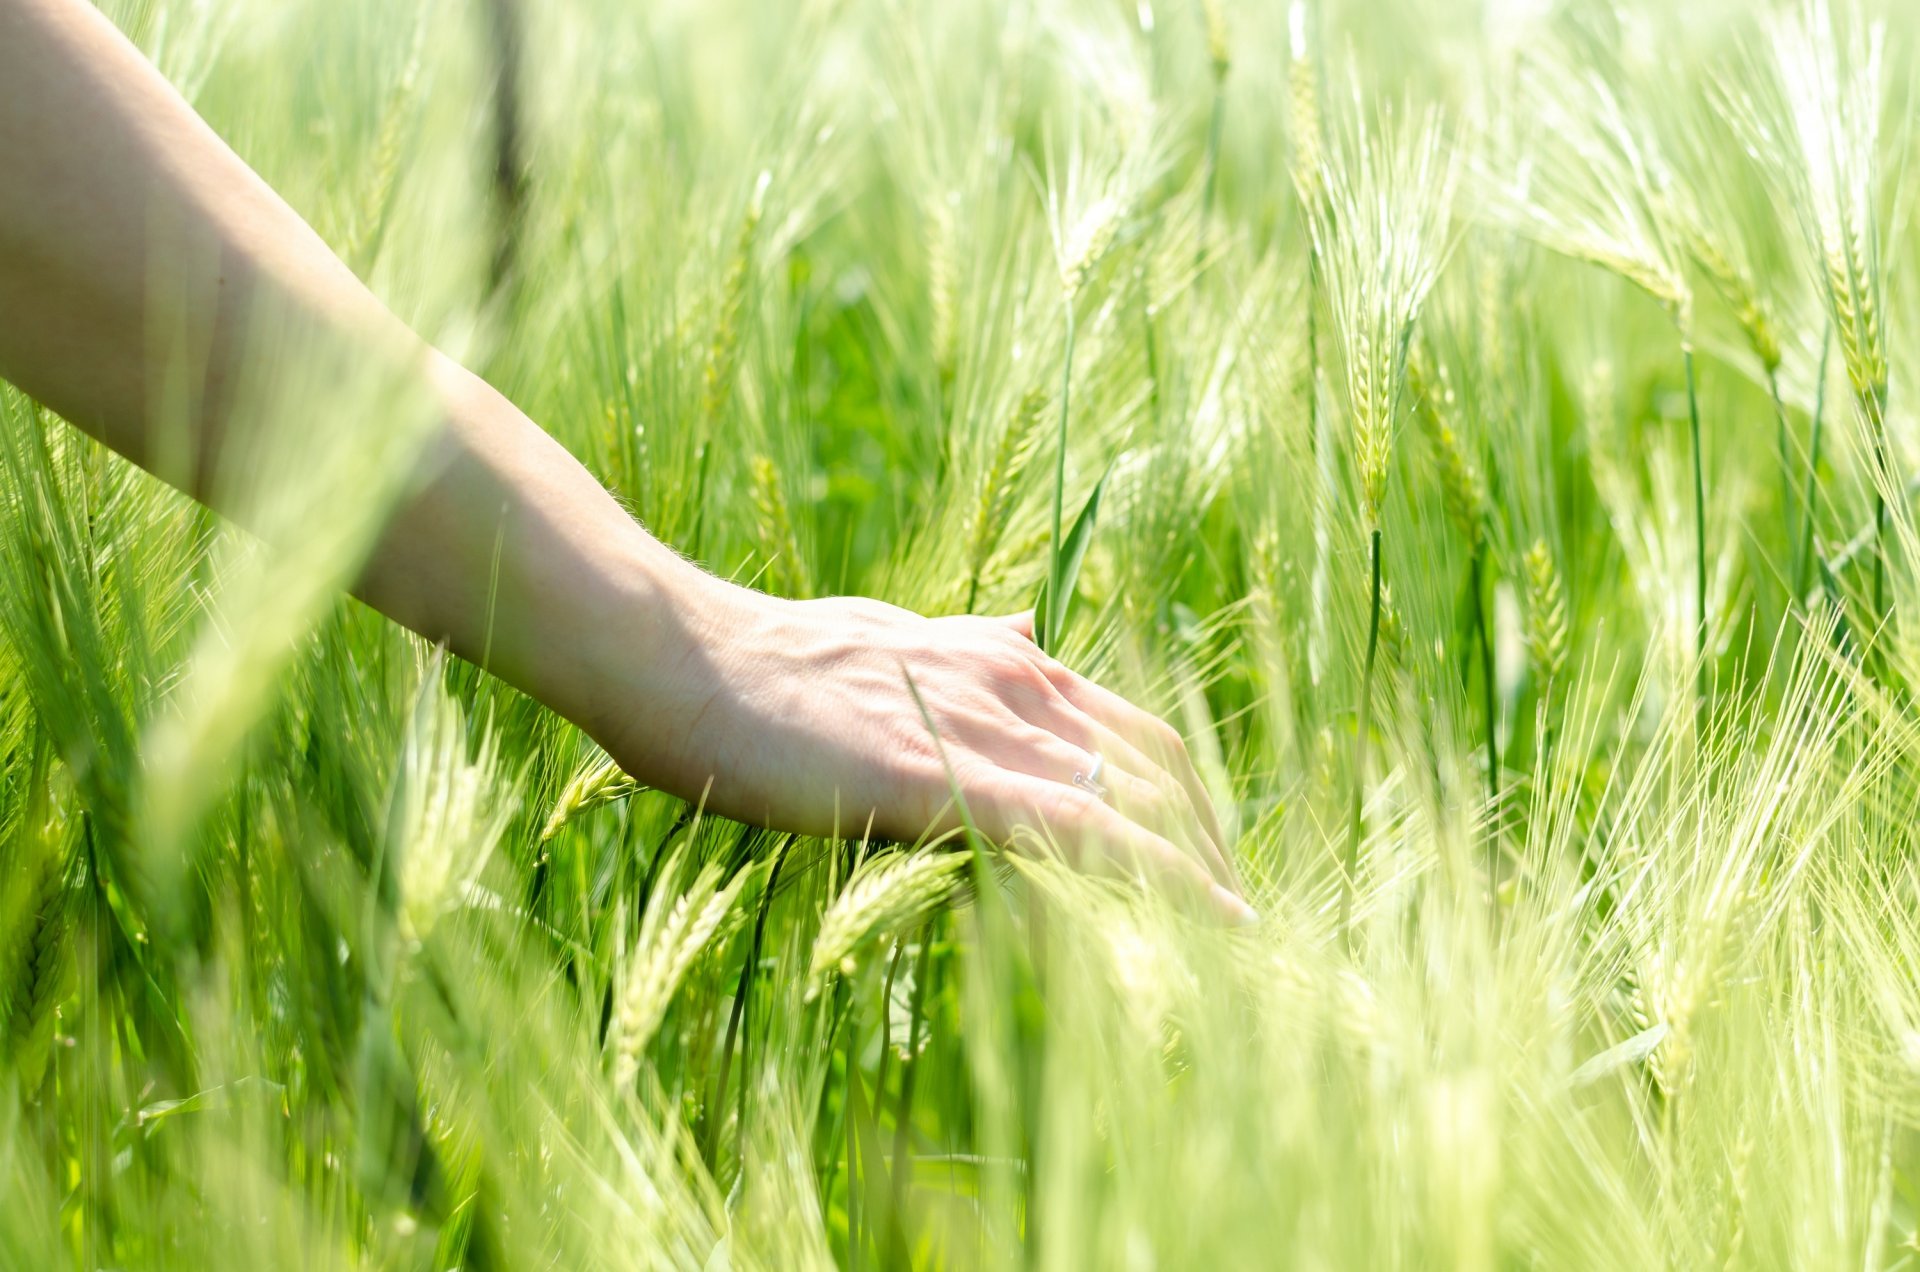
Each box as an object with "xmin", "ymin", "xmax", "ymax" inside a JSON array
[{"xmin": 5, "ymin": 0, "xmax": 1920, "ymax": 1267}]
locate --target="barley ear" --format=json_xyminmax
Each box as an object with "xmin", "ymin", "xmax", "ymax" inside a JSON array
[
  {"xmin": 703, "ymin": 170, "xmax": 772, "ymax": 425},
  {"xmin": 1523, "ymin": 538, "xmax": 1569, "ymax": 687},
  {"xmin": 965, "ymin": 388, "xmax": 1049, "ymax": 604},
  {"xmin": 540, "ymin": 752, "xmax": 640, "ymax": 843},
  {"xmin": 610, "ymin": 861, "xmax": 751, "ymax": 1087},
  {"xmin": 1200, "ymin": 0, "xmax": 1230, "ymax": 83},
  {"xmin": 926, "ymin": 193, "xmax": 959, "ymax": 382},
  {"xmin": 1060, "ymin": 197, "xmax": 1122, "ymax": 302},
  {"xmin": 1409, "ymin": 347, "xmax": 1485, "ymax": 549},
  {"xmin": 1, "ymin": 842, "xmax": 73, "ymax": 1093},
  {"xmin": 1376, "ymin": 582, "xmax": 1407, "ymax": 678},
  {"xmin": 808, "ymin": 851, "xmax": 967, "ymax": 999},
  {"xmin": 345, "ymin": 23, "xmax": 424, "ymax": 276},
  {"xmin": 748, "ymin": 453, "xmax": 811, "ymax": 598},
  {"xmin": 1286, "ymin": 2, "xmax": 1322, "ymax": 205}
]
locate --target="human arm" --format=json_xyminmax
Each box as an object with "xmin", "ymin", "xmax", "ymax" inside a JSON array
[{"xmin": 0, "ymin": 0, "xmax": 1252, "ymax": 922}]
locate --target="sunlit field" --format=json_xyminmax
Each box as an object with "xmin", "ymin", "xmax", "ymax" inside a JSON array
[{"xmin": 5, "ymin": 0, "xmax": 1920, "ymax": 1266}]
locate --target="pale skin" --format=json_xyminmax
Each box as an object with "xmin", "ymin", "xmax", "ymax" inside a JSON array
[{"xmin": 0, "ymin": 0, "xmax": 1255, "ymax": 924}]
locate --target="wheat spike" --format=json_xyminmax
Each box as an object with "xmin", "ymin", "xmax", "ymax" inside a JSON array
[
  {"xmin": 927, "ymin": 193, "xmax": 959, "ymax": 381},
  {"xmin": 1722, "ymin": 1133, "xmax": 1753, "ymax": 1269},
  {"xmin": 808, "ymin": 851, "xmax": 966, "ymax": 999},
  {"xmin": 1502, "ymin": 53, "xmax": 1693, "ymax": 336},
  {"xmin": 2, "ymin": 844, "xmax": 72, "ymax": 1092},
  {"xmin": 1060, "ymin": 196, "xmax": 1122, "ymax": 302},
  {"xmin": 1523, "ymin": 538, "xmax": 1569, "ymax": 687},
  {"xmin": 1376, "ymin": 582, "xmax": 1406, "ymax": 676},
  {"xmin": 1409, "ymin": 347, "xmax": 1485, "ymax": 548},
  {"xmin": 748, "ymin": 453, "xmax": 810, "ymax": 598},
  {"xmin": 965, "ymin": 388, "xmax": 1048, "ymax": 598},
  {"xmin": 1729, "ymin": 2, "xmax": 1887, "ymax": 425},
  {"xmin": 391, "ymin": 678, "xmax": 515, "ymax": 945},
  {"xmin": 1433, "ymin": 426, "xmax": 1485, "ymax": 549},
  {"xmin": 1200, "ymin": 0, "xmax": 1230, "ymax": 82},
  {"xmin": 703, "ymin": 171, "xmax": 771, "ymax": 425},
  {"xmin": 610, "ymin": 861, "xmax": 751, "ymax": 1087},
  {"xmin": 1675, "ymin": 209, "xmax": 1781, "ymax": 373},
  {"xmin": 1286, "ymin": 2, "xmax": 1322, "ymax": 206},
  {"xmin": 1306, "ymin": 97, "xmax": 1455, "ymax": 529},
  {"xmin": 1473, "ymin": 251, "xmax": 1509, "ymax": 382},
  {"xmin": 345, "ymin": 26, "xmax": 422, "ymax": 276},
  {"xmin": 540, "ymin": 752, "xmax": 640, "ymax": 844}
]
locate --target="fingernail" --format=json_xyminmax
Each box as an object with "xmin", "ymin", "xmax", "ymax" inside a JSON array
[{"xmin": 1213, "ymin": 884, "xmax": 1260, "ymax": 928}]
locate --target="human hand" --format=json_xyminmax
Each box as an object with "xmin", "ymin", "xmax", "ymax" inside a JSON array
[
  {"xmin": 0, "ymin": 0, "xmax": 1254, "ymax": 924},
  {"xmin": 605, "ymin": 582, "xmax": 1255, "ymax": 926}
]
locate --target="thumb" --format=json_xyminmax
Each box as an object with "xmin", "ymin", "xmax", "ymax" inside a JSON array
[{"xmin": 998, "ymin": 609, "xmax": 1036, "ymax": 641}]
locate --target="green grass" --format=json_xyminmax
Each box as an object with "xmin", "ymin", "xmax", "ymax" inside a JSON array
[{"xmin": 6, "ymin": 0, "xmax": 1920, "ymax": 1266}]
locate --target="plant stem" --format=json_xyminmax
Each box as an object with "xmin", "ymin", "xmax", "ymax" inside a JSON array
[
  {"xmin": 1469, "ymin": 544, "xmax": 1497, "ymax": 807},
  {"xmin": 886, "ymin": 928, "xmax": 934, "ymax": 1269},
  {"xmin": 1684, "ymin": 345, "xmax": 1706, "ymax": 701},
  {"xmin": 845, "ymin": 986, "xmax": 863, "ymax": 1271},
  {"xmin": 1306, "ymin": 257, "xmax": 1328, "ymax": 686},
  {"xmin": 1341, "ymin": 526, "xmax": 1382, "ymax": 946},
  {"xmin": 1767, "ymin": 365, "xmax": 1793, "ymax": 580},
  {"xmin": 1865, "ymin": 379, "xmax": 1895, "ymax": 668},
  {"xmin": 1795, "ymin": 327, "xmax": 1832, "ymax": 603},
  {"xmin": 1820, "ymin": 476, "xmax": 1920, "ymax": 578},
  {"xmin": 1306, "ymin": 259, "xmax": 1318, "ymax": 464},
  {"xmin": 1047, "ymin": 300, "xmax": 1077, "ymax": 647},
  {"xmin": 715, "ymin": 835, "xmax": 793, "ymax": 1171},
  {"xmin": 1140, "ymin": 259, "xmax": 1161, "ymax": 420},
  {"xmin": 1198, "ymin": 84, "xmax": 1225, "ymax": 273},
  {"xmin": 1873, "ymin": 483, "xmax": 1887, "ymax": 622},
  {"xmin": 1865, "ymin": 483, "xmax": 1888, "ymax": 679}
]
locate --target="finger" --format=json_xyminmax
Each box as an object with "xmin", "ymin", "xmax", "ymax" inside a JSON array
[
  {"xmin": 971, "ymin": 772, "xmax": 1257, "ymax": 927},
  {"xmin": 1042, "ymin": 671, "xmax": 1239, "ymax": 890},
  {"xmin": 992, "ymin": 620, "xmax": 1240, "ymax": 890},
  {"xmin": 987, "ymin": 724, "xmax": 1216, "ymax": 877},
  {"xmin": 1014, "ymin": 707, "xmax": 1237, "ymax": 890},
  {"xmin": 1086, "ymin": 721, "xmax": 1234, "ymax": 887},
  {"xmin": 1101, "ymin": 763, "xmax": 1238, "ymax": 894},
  {"xmin": 970, "ymin": 721, "xmax": 1199, "ymax": 857},
  {"xmin": 1006, "ymin": 683, "xmax": 1237, "ymax": 889}
]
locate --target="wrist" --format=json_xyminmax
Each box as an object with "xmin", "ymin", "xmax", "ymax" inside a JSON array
[
  {"xmin": 402, "ymin": 358, "xmax": 765, "ymax": 783},
  {"xmin": 569, "ymin": 540, "xmax": 773, "ymax": 791}
]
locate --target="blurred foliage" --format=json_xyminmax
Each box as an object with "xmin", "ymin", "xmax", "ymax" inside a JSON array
[{"xmin": 5, "ymin": 0, "xmax": 1920, "ymax": 1267}]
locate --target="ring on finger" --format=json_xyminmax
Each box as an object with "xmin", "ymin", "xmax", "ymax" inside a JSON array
[{"xmin": 1072, "ymin": 752, "xmax": 1109, "ymax": 801}]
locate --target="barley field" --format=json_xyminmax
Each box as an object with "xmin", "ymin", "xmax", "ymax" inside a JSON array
[{"xmin": 5, "ymin": 0, "xmax": 1920, "ymax": 1266}]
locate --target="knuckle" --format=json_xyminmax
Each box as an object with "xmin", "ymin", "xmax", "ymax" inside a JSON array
[
  {"xmin": 1041, "ymin": 661, "xmax": 1083, "ymax": 698},
  {"xmin": 995, "ymin": 620, "xmax": 1037, "ymax": 649},
  {"xmin": 943, "ymin": 750, "xmax": 991, "ymax": 788},
  {"xmin": 1036, "ymin": 653, "xmax": 1082, "ymax": 691},
  {"xmin": 1018, "ymin": 722, "xmax": 1072, "ymax": 762},
  {"xmin": 1142, "ymin": 839, "xmax": 1186, "ymax": 875},
  {"xmin": 1136, "ymin": 833, "xmax": 1199, "ymax": 878},
  {"xmin": 1123, "ymin": 774, "xmax": 1171, "ymax": 815},
  {"xmin": 839, "ymin": 596, "xmax": 896, "ymax": 625},
  {"xmin": 888, "ymin": 734, "xmax": 944, "ymax": 786},
  {"xmin": 1039, "ymin": 782, "xmax": 1089, "ymax": 826},
  {"xmin": 1154, "ymin": 770, "xmax": 1193, "ymax": 809},
  {"xmin": 993, "ymin": 653, "xmax": 1054, "ymax": 699}
]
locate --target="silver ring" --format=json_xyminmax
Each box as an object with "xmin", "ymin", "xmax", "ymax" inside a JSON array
[{"xmin": 1072, "ymin": 753, "xmax": 1109, "ymax": 800}]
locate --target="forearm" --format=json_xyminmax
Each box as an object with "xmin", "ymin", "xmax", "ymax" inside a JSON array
[
  {"xmin": 0, "ymin": 0, "xmax": 716, "ymax": 756},
  {"xmin": 366, "ymin": 357, "xmax": 735, "ymax": 770},
  {"xmin": 0, "ymin": 0, "xmax": 1248, "ymax": 914}
]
